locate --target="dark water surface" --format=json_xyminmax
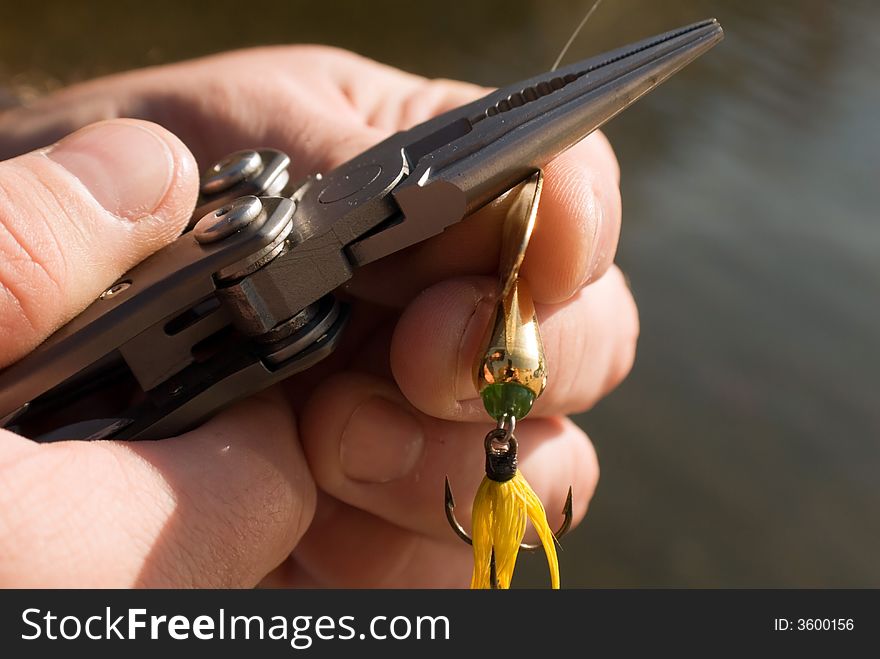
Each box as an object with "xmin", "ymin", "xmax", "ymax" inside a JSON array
[{"xmin": 1, "ymin": 0, "xmax": 877, "ymax": 586}]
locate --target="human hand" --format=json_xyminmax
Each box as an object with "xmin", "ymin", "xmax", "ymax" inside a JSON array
[{"xmin": 0, "ymin": 47, "xmax": 637, "ymax": 587}]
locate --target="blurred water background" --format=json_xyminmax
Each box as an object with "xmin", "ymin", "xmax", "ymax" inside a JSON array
[{"xmin": 0, "ymin": 0, "xmax": 877, "ymax": 586}]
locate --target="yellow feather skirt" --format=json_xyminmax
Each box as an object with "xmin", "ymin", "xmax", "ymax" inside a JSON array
[{"xmin": 470, "ymin": 471, "xmax": 560, "ymax": 589}]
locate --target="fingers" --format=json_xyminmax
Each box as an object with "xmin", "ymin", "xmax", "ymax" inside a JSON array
[
  {"xmin": 300, "ymin": 372, "xmax": 598, "ymax": 544},
  {"xmin": 522, "ymin": 131, "xmax": 622, "ymax": 302},
  {"xmin": 0, "ymin": 390, "xmax": 315, "ymax": 587},
  {"xmin": 264, "ymin": 495, "xmax": 473, "ymax": 588},
  {"xmin": 0, "ymin": 46, "xmax": 397, "ymax": 175},
  {"xmin": 390, "ymin": 266, "xmax": 638, "ymax": 421},
  {"xmin": 0, "ymin": 118, "xmax": 198, "ymax": 367},
  {"xmin": 0, "ymin": 46, "xmax": 485, "ymax": 166}
]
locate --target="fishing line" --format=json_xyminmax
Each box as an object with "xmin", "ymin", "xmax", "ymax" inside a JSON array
[{"xmin": 551, "ymin": 0, "xmax": 604, "ymax": 72}]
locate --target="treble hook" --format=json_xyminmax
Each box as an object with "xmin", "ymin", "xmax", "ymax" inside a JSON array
[
  {"xmin": 490, "ymin": 549, "xmax": 498, "ymax": 590},
  {"xmin": 444, "ymin": 475, "xmax": 573, "ymax": 552}
]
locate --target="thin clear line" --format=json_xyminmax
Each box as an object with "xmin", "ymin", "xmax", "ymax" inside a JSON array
[{"xmin": 551, "ymin": 0, "xmax": 604, "ymax": 72}]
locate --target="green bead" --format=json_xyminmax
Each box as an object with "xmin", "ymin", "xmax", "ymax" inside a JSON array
[{"xmin": 480, "ymin": 382, "xmax": 536, "ymax": 421}]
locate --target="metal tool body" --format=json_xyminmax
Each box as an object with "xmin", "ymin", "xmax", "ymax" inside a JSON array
[{"xmin": 0, "ymin": 20, "xmax": 723, "ymax": 441}]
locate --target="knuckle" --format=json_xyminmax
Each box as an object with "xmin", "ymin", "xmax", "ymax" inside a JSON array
[
  {"xmin": 571, "ymin": 429, "xmax": 600, "ymax": 524},
  {"xmin": 604, "ymin": 275, "xmax": 640, "ymax": 392},
  {"xmin": 196, "ymin": 413, "xmax": 315, "ymax": 583},
  {"xmin": 590, "ymin": 130, "xmax": 621, "ymax": 182}
]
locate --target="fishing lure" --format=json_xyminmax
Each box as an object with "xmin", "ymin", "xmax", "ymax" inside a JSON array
[{"xmin": 445, "ymin": 171, "xmax": 572, "ymax": 589}]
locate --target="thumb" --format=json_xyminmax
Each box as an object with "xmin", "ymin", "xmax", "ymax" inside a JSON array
[{"xmin": 0, "ymin": 118, "xmax": 198, "ymax": 367}]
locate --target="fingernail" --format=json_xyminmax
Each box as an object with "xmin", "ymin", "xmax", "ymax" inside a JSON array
[
  {"xmin": 48, "ymin": 121, "xmax": 174, "ymax": 221},
  {"xmin": 454, "ymin": 285, "xmax": 494, "ymax": 405},
  {"xmin": 340, "ymin": 397, "xmax": 425, "ymax": 483}
]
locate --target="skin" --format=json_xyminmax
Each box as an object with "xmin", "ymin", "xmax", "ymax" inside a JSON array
[{"xmin": 0, "ymin": 46, "xmax": 638, "ymax": 587}]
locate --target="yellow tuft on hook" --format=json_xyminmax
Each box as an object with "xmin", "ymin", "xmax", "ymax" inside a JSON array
[{"xmin": 470, "ymin": 471, "xmax": 560, "ymax": 589}]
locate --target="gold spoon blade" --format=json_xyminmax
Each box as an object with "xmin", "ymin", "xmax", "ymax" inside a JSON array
[{"xmin": 499, "ymin": 170, "xmax": 543, "ymax": 300}]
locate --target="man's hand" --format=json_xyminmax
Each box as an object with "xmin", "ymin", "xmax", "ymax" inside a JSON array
[{"xmin": 0, "ymin": 47, "xmax": 637, "ymax": 587}]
